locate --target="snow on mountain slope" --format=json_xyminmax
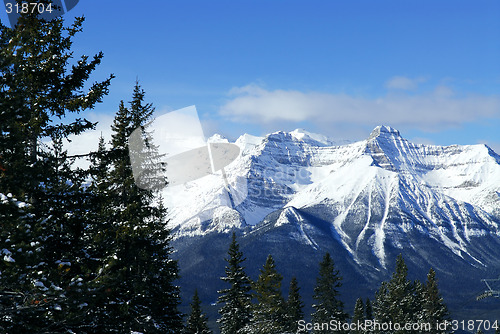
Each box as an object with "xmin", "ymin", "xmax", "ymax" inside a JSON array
[
  {"xmin": 163, "ymin": 129, "xmax": 363, "ymax": 231},
  {"xmin": 164, "ymin": 125, "xmax": 500, "ymax": 268},
  {"xmin": 285, "ymin": 126, "xmax": 500, "ymax": 267}
]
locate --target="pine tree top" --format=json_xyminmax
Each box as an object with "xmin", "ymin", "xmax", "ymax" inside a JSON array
[
  {"xmin": 312, "ymin": 252, "xmax": 348, "ymax": 326},
  {"xmin": 217, "ymin": 233, "xmax": 252, "ymax": 334},
  {"xmin": 185, "ymin": 289, "xmax": 212, "ymax": 334},
  {"xmin": 254, "ymin": 254, "xmax": 284, "ymax": 305}
]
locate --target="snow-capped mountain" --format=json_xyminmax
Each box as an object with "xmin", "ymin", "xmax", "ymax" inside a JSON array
[
  {"xmin": 169, "ymin": 126, "xmax": 500, "ymax": 321},
  {"xmin": 166, "ymin": 126, "xmax": 500, "ymax": 262}
]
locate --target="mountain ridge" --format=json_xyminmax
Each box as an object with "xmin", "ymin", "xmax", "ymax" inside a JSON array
[
  {"xmin": 165, "ymin": 125, "xmax": 500, "ymax": 240},
  {"xmin": 168, "ymin": 126, "xmax": 500, "ymax": 323}
]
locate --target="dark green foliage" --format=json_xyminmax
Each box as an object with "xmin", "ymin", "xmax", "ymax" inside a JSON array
[
  {"xmin": 363, "ymin": 298, "xmax": 374, "ymax": 334},
  {"xmin": 86, "ymin": 82, "xmax": 182, "ymax": 333},
  {"xmin": 0, "ymin": 10, "xmax": 112, "ymax": 200},
  {"xmin": 0, "ymin": 193, "xmax": 41, "ymax": 332},
  {"xmin": 80, "ymin": 134, "xmax": 114, "ymax": 332},
  {"xmin": 351, "ymin": 298, "xmax": 365, "ymax": 334},
  {"xmin": 184, "ymin": 290, "xmax": 212, "ymax": 334},
  {"xmin": 0, "ymin": 5, "xmax": 111, "ymax": 332},
  {"xmin": 365, "ymin": 298, "xmax": 373, "ymax": 320},
  {"xmin": 311, "ymin": 252, "xmax": 349, "ymax": 334},
  {"xmin": 217, "ymin": 232, "xmax": 253, "ymax": 334},
  {"xmin": 373, "ymin": 255, "xmax": 453, "ymax": 334},
  {"xmin": 242, "ymin": 254, "xmax": 287, "ymax": 334},
  {"xmin": 285, "ymin": 276, "xmax": 305, "ymax": 333},
  {"xmin": 27, "ymin": 136, "xmax": 95, "ymax": 332},
  {"xmin": 422, "ymin": 268, "xmax": 452, "ymax": 333},
  {"xmin": 374, "ymin": 255, "xmax": 423, "ymax": 334},
  {"xmin": 374, "ymin": 255, "xmax": 417, "ymax": 333}
]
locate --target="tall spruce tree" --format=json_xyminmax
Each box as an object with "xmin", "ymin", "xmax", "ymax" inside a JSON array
[
  {"xmin": 422, "ymin": 268, "xmax": 451, "ymax": 334},
  {"xmin": 285, "ymin": 276, "xmax": 305, "ymax": 333},
  {"xmin": 217, "ymin": 232, "xmax": 253, "ymax": 334},
  {"xmin": 0, "ymin": 9, "xmax": 112, "ymax": 200},
  {"xmin": 351, "ymin": 298, "xmax": 365, "ymax": 334},
  {"xmin": 0, "ymin": 5, "xmax": 112, "ymax": 332},
  {"xmin": 242, "ymin": 254, "xmax": 287, "ymax": 334},
  {"xmin": 83, "ymin": 134, "xmax": 114, "ymax": 331},
  {"xmin": 311, "ymin": 252, "xmax": 349, "ymax": 334},
  {"xmin": 184, "ymin": 290, "xmax": 212, "ymax": 334},
  {"xmin": 374, "ymin": 255, "xmax": 424, "ymax": 334},
  {"xmin": 365, "ymin": 298, "xmax": 373, "ymax": 320},
  {"xmin": 87, "ymin": 82, "xmax": 182, "ymax": 333},
  {"xmin": 364, "ymin": 298, "xmax": 374, "ymax": 334},
  {"xmin": 28, "ymin": 135, "xmax": 96, "ymax": 332}
]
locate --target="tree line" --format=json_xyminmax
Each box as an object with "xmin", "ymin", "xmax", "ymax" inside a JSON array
[{"xmin": 191, "ymin": 233, "xmax": 457, "ymax": 334}]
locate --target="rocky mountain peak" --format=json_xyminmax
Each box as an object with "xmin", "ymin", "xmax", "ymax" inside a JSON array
[
  {"xmin": 368, "ymin": 125, "xmax": 402, "ymax": 140},
  {"xmin": 365, "ymin": 126, "xmax": 407, "ymax": 172}
]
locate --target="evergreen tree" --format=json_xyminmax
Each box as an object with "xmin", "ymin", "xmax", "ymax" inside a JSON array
[
  {"xmin": 351, "ymin": 298, "xmax": 365, "ymax": 334},
  {"xmin": 83, "ymin": 134, "xmax": 114, "ymax": 331},
  {"xmin": 311, "ymin": 252, "xmax": 349, "ymax": 334},
  {"xmin": 365, "ymin": 298, "xmax": 373, "ymax": 320},
  {"xmin": 184, "ymin": 290, "xmax": 212, "ymax": 334},
  {"xmin": 0, "ymin": 4, "xmax": 112, "ymax": 332},
  {"xmin": 364, "ymin": 298, "xmax": 374, "ymax": 334},
  {"xmin": 217, "ymin": 232, "xmax": 253, "ymax": 334},
  {"xmin": 0, "ymin": 192, "xmax": 39, "ymax": 332},
  {"xmin": 28, "ymin": 135, "xmax": 96, "ymax": 332},
  {"xmin": 86, "ymin": 82, "xmax": 182, "ymax": 333},
  {"xmin": 0, "ymin": 8, "xmax": 112, "ymax": 200},
  {"xmin": 422, "ymin": 268, "xmax": 451, "ymax": 334},
  {"xmin": 374, "ymin": 255, "xmax": 423, "ymax": 334},
  {"xmin": 284, "ymin": 276, "xmax": 305, "ymax": 333},
  {"xmin": 373, "ymin": 281, "xmax": 390, "ymax": 334},
  {"xmin": 243, "ymin": 254, "xmax": 287, "ymax": 334}
]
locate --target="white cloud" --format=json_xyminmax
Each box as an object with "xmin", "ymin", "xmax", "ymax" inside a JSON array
[
  {"xmin": 65, "ymin": 112, "xmax": 115, "ymax": 156},
  {"xmin": 219, "ymin": 84, "xmax": 500, "ymax": 133},
  {"xmin": 385, "ymin": 76, "xmax": 427, "ymax": 90},
  {"xmin": 38, "ymin": 113, "xmax": 116, "ymax": 170}
]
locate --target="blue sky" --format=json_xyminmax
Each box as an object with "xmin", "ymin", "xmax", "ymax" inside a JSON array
[{"xmin": 2, "ymin": 1, "xmax": 499, "ymax": 152}]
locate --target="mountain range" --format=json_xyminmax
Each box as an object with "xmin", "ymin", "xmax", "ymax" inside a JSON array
[{"xmin": 164, "ymin": 125, "xmax": 500, "ymax": 325}]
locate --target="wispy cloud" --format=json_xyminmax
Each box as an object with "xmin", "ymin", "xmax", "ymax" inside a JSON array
[
  {"xmin": 219, "ymin": 83, "xmax": 500, "ymax": 133},
  {"xmin": 385, "ymin": 76, "xmax": 427, "ymax": 90}
]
